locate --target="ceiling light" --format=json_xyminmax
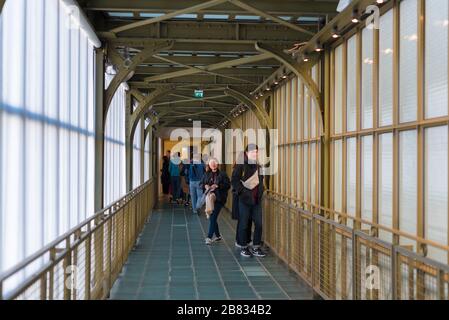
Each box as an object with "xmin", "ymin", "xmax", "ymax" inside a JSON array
[
  {"xmin": 314, "ymin": 41, "xmax": 324, "ymax": 52},
  {"xmin": 332, "ymin": 26, "xmax": 341, "ymax": 39},
  {"xmin": 351, "ymin": 9, "xmax": 359, "ymax": 23}
]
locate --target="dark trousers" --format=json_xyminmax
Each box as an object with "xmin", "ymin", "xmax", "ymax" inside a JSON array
[
  {"xmin": 236, "ymin": 218, "xmax": 252, "ymax": 245},
  {"xmin": 170, "ymin": 176, "xmax": 181, "ymax": 200},
  {"xmin": 237, "ymin": 200, "xmax": 263, "ymax": 247},
  {"xmin": 208, "ymin": 202, "xmax": 223, "ymax": 239}
]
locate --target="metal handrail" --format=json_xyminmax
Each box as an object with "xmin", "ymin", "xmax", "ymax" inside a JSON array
[
  {"xmin": 263, "ymin": 193, "xmax": 449, "ymax": 300},
  {"xmin": 266, "ymin": 190, "xmax": 449, "ymax": 254},
  {"xmin": 0, "ymin": 179, "xmax": 155, "ymax": 300}
]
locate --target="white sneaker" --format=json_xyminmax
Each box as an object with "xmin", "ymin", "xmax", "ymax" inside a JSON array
[
  {"xmin": 213, "ymin": 236, "xmax": 223, "ymax": 242},
  {"xmin": 205, "ymin": 237, "xmax": 213, "ymax": 245}
]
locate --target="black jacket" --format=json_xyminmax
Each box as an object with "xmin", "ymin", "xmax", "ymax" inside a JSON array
[
  {"xmin": 231, "ymin": 161, "xmax": 264, "ymax": 206},
  {"xmin": 200, "ymin": 170, "xmax": 231, "ymax": 205}
]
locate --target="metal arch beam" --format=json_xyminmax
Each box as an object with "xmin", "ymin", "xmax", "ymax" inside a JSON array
[
  {"xmin": 255, "ymin": 41, "xmax": 323, "ymax": 118},
  {"xmin": 227, "ymin": 0, "xmax": 314, "ymax": 36},
  {"xmin": 212, "ymin": 108, "xmax": 241, "ymax": 130},
  {"xmin": 110, "ymin": 0, "xmax": 228, "ymax": 34},
  {"xmin": 129, "ymin": 86, "xmax": 174, "ymax": 139},
  {"xmin": 224, "ymin": 86, "xmax": 272, "ymax": 130},
  {"xmin": 104, "ymin": 40, "xmax": 174, "ymax": 119}
]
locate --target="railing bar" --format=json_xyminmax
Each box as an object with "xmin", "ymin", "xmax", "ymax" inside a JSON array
[{"xmin": 0, "ymin": 180, "xmax": 152, "ymax": 283}]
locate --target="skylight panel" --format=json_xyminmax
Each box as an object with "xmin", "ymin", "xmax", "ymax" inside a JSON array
[{"xmin": 108, "ymin": 12, "xmax": 134, "ymax": 18}]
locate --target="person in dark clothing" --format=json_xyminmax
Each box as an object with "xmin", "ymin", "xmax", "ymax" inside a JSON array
[
  {"xmin": 231, "ymin": 144, "xmax": 265, "ymax": 258},
  {"xmin": 169, "ymin": 152, "xmax": 182, "ymax": 203},
  {"xmin": 200, "ymin": 157, "xmax": 231, "ymax": 245},
  {"xmin": 161, "ymin": 156, "xmax": 171, "ymax": 197},
  {"xmin": 231, "ymin": 157, "xmax": 252, "ymax": 248}
]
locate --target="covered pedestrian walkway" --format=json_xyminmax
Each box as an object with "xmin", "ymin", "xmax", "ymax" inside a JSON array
[
  {"xmin": 1, "ymin": 0, "xmax": 449, "ymax": 301},
  {"xmin": 108, "ymin": 201, "xmax": 313, "ymax": 300}
]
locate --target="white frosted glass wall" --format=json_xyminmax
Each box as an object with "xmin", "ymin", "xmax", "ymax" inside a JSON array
[
  {"xmin": 104, "ymin": 74, "xmax": 127, "ymax": 206},
  {"xmin": 425, "ymin": 127, "xmax": 448, "ymax": 262},
  {"xmin": 379, "ymin": 10, "xmax": 394, "ymax": 127},
  {"xmin": 362, "ymin": 28, "xmax": 374, "ymax": 129},
  {"xmin": 379, "ymin": 133, "xmax": 393, "ymax": 242},
  {"xmin": 0, "ymin": 0, "xmax": 97, "ymax": 284},
  {"xmin": 399, "ymin": 0, "xmax": 418, "ymax": 123},
  {"xmin": 425, "ymin": 0, "xmax": 448, "ymax": 119},
  {"xmin": 334, "ymin": 45, "xmax": 343, "ymax": 134},
  {"xmin": 399, "ymin": 130, "xmax": 417, "ymax": 249},
  {"xmin": 346, "ymin": 37, "xmax": 357, "ymax": 132},
  {"xmin": 133, "ymin": 120, "xmax": 142, "ymax": 189}
]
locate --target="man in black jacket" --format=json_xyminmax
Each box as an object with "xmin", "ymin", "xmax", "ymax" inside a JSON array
[{"xmin": 231, "ymin": 144, "xmax": 265, "ymax": 257}]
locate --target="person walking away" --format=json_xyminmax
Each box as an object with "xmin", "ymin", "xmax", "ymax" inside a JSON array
[
  {"xmin": 200, "ymin": 157, "xmax": 230, "ymax": 245},
  {"xmin": 169, "ymin": 152, "xmax": 182, "ymax": 204},
  {"xmin": 161, "ymin": 155, "xmax": 171, "ymax": 200},
  {"xmin": 231, "ymin": 144, "xmax": 265, "ymax": 258},
  {"xmin": 188, "ymin": 153, "xmax": 205, "ymax": 214}
]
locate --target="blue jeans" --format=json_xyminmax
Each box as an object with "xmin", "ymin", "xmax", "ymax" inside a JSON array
[
  {"xmin": 171, "ymin": 176, "xmax": 181, "ymax": 200},
  {"xmin": 208, "ymin": 202, "xmax": 223, "ymax": 239},
  {"xmin": 189, "ymin": 180, "xmax": 203, "ymax": 212},
  {"xmin": 237, "ymin": 201, "xmax": 263, "ymax": 247}
]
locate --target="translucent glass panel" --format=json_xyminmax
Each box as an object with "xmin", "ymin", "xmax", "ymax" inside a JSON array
[
  {"xmin": 361, "ymin": 136, "xmax": 373, "ymax": 225},
  {"xmin": 0, "ymin": 0, "xmax": 96, "ymax": 276},
  {"xmin": 379, "ymin": 133, "xmax": 393, "ymax": 242},
  {"xmin": 271, "ymin": 74, "xmax": 321, "ymax": 206},
  {"xmin": 399, "ymin": 131, "xmax": 417, "ymax": 248},
  {"xmin": 144, "ymin": 133, "xmax": 151, "ymax": 182},
  {"xmin": 304, "ymin": 89, "xmax": 309, "ymax": 139},
  {"xmin": 334, "ymin": 45, "xmax": 343, "ymax": 134},
  {"xmin": 133, "ymin": 121, "xmax": 142, "ymax": 189},
  {"xmin": 303, "ymin": 144, "xmax": 309, "ymax": 201},
  {"xmin": 362, "ymin": 28, "xmax": 374, "ymax": 129},
  {"xmin": 311, "ymin": 84, "xmax": 317, "ymax": 138},
  {"xmin": 379, "ymin": 11, "xmax": 394, "ymax": 127},
  {"xmin": 311, "ymin": 143, "xmax": 317, "ymax": 204},
  {"xmin": 425, "ymin": 126, "xmax": 448, "ymax": 262},
  {"xmin": 347, "ymin": 37, "xmax": 357, "ymax": 132},
  {"xmin": 333, "ymin": 140, "xmax": 343, "ymax": 213},
  {"xmin": 291, "ymin": 79, "xmax": 296, "ymax": 141},
  {"xmin": 297, "ymin": 79, "xmax": 303, "ymax": 139},
  {"xmin": 425, "ymin": 0, "xmax": 448, "ymax": 119},
  {"xmin": 346, "ymin": 138, "xmax": 357, "ymax": 222},
  {"xmin": 399, "ymin": 0, "xmax": 418, "ymax": 123},
  {"xmin": 297, "ymin": 145, "xmax": 302, "ymax": 199},
  {"xmin": 104, "ymin": 74, "xmax": 127, "ymax": 206}
]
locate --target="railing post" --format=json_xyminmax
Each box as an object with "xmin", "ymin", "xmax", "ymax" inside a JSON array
[
  {"xmin": 40, "ymin": 274, "xmax": 47, "ymax": 300},
  {"xmin": 85, "ymin": 225, "xmax": 91, "ymax": 300},
  {"xmin": 437, "ymin": 269, "xmax": 445, "ymax": 300},
  {"xmin": 310, "ymin": 214, "xmax": 315, "ymax": 289},
  {"xmin": 63, "ymin": 238, "xmax": 72, "ymax": 300},
  {"xmin": 391, "ymin": 245, "xmax": 397, "ymax": 300},
  {"xmin": 352, "ymin": 231, "xmax": 358, "ymax": 300},
  {"xmin": 107, "ymin": 216, "xmax": 112, "ymax": 297}
]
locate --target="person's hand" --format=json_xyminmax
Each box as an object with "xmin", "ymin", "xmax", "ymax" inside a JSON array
[
  {"xmin": 205, "ymin": 185, "xmax": 210, "ymax": 190},
  {"xmin": 211, "ymin": 184, "xmax": 219, "ymax": 189}
]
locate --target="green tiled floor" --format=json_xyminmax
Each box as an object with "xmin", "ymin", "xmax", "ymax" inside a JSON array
[{"xmin": 109, "ymin": 201, "xmax": 314, "ymax": 300}]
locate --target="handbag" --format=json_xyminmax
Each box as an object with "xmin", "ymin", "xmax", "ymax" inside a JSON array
[{"xmin": 198, "ymin": 188, "xmax": 211, "ymax": 208}]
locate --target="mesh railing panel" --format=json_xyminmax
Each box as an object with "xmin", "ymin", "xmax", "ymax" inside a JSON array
[
  {"xmin": 262, "ymin": 193, "xmax": 449, "ymax": 300},
  {"xmin": 0, "ymin": 180, "xmax": 155, "ymax": 300}
]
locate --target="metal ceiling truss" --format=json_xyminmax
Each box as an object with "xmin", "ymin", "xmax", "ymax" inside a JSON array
[{"xmin": 80, "ymin": 0, "xmax": 339, "ymax": 130}]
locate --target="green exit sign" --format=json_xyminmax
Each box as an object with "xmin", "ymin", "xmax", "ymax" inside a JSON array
[{"xmin": 194, "ymin": 89, "xmax": 204, "ymax": 98}]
